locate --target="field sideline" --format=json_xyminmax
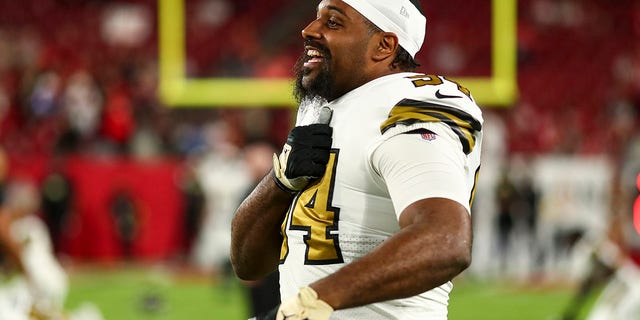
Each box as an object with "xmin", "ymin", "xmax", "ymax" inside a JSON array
[{"xmin": 63, "ymin": 265, "xmax": 599, "ymax": 320}]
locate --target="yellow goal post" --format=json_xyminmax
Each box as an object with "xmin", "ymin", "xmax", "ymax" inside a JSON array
[{"xmin": 158, "ymin": 0, "xmax": 517, "ymax": 108}]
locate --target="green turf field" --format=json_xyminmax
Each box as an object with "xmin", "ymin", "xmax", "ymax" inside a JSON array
[{"xmin": 64, "ymin": 266, "xmax": 599, "ymax": 320}]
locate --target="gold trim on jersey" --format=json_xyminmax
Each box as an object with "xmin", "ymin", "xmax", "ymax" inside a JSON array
[
  {"xmin": 469, "ymin": 165, "xmax": 481, "ymax": 207},
  {"xmin": 380, "ymin": 99, "xmax": 482, "ymax": 155}
]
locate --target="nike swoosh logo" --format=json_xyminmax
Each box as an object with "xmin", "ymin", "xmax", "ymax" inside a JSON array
[{"xmin": 435, "ymin": 89, "xmax": 462, "ymax": 99}]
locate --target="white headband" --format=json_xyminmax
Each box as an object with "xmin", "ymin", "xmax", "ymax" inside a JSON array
[{"xmin": 342, "ymin": 0, "xmax": 426, "ymax": 58}]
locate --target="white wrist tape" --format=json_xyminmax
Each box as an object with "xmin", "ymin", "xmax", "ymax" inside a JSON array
[{"xmin": 277, "ymin": 287, "xmax": 334, "ymax": 320}]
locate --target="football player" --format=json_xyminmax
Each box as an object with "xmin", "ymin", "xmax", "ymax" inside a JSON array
[
  {"xmin": 231, "ymin": 0, "xmax": 483, "ymax": 319},
  {"xmin": 0, "ymin": 180, "xmax": 68, "ymax": 319},
  {"xmin": 561, "ymin": 166, "xmax": 640, "ymax": 320}
]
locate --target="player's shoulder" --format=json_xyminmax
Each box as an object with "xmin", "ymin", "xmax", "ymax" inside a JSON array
[
  {"xmin": 376, "ymin": 72, "xmax": 481, "ymax": 119},
  {"xmin": 367, "ymin": 73, "xmax": 480, "ymax": 115},
  {"xmin": 376, "ymin": 73, "xmax": 484, "ymax": 155},
  {"xmin": 399, "ymin": 73, "xmax": 478, "ymax": 105}
]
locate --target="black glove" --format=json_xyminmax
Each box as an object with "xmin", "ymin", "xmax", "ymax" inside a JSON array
[
  {"xmin": 273, "ymin": 108, "xmax": 333, "ymax": 192},
  {"xmin": 284, "ymin": 124, "xmax": 333, "ymax": 177}
]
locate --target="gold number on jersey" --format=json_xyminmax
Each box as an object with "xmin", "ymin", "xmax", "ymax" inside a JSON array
[
  {"xmin": 407, "ymin": 74, "xmax": 472, "ymax": 99},
  {"xmin": 279, "ymin": 150, "xmax": 343, "ymax": 265},
  {"xmin": 406, "ymin": 74, "xmax": 443, "ymax": 87}
]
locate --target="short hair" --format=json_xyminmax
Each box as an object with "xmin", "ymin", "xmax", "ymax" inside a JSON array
[{"xmin": 364, "ymin": 19, "xmax": 421, "ymax": 72}]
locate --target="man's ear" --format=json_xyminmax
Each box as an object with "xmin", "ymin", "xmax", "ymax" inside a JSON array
[{"xmin": 372, "ymin": 32, "xmax": 399, "ymax": 62}]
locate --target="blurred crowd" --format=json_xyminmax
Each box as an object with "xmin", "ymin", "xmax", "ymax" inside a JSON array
[
  {"xmin": 0, "ymin": 0, "xmax": 294, "ymax": 160},
  {"xmin": 0, "ymin": 0, "xmax": 638, "ymax": 158}
]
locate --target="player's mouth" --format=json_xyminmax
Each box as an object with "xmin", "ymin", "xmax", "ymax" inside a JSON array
[{"xmin": 303, "ymin": 47, "xmax": 326, "ymax": 69}]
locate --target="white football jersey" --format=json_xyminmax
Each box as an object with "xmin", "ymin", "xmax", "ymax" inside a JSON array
[{"xmin": 279, "ymin": 72, "xmax": 483, "ymax": 319}]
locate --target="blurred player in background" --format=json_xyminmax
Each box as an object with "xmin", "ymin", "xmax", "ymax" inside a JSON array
[
  {"xmin": 560, "ymin": 131, "xmax": 640, "ymax": 320},
  {"xmin": 231, "ymin": 0, "xmax": 483, "ymax": 319},
  {"xmin": 0, "ymin": 180, "xmax": 69, "ymax": 319},
  {"xmin": 559, "ymin": 210, "xmax": 640, "ymax": 319},
  {"xmin": 0, "ymin": 147, "xmax": 103, "ymax": 320},
  {"xmin": 192, "ymin": 120, "xmax": 252, "ymax": 275}
]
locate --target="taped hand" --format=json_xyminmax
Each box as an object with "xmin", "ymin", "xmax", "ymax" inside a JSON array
[{"xmin": 253, "ymin": 287, "xmax": 333, "ymax": 320}]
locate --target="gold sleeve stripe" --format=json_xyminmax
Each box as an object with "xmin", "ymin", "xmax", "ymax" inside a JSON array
[{"xmin": 381, "ymin": 99, "xmax": 482, "ymax": 154}]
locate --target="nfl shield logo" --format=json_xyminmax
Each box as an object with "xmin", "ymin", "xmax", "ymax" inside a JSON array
[{"xmin": 420, "ymin": 132, "xmax": 437, "ymax": 141}]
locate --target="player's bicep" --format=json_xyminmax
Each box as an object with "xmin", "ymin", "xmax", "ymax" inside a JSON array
[{"xmin": 371, "ymin": 123, "xmax": 470, "ymax": 219}]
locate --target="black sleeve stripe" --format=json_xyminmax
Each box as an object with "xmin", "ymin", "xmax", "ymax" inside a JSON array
[
  {"xmin": 388, "ymin": 99, "xmax": 482, "ymax": 131},
  {"xmin": 469, "ymin": 165, "xmax": 481, "ymax": 208},
  {"xmin": 408, "ymin": 0, "xmax": 425, "ymax": 15},
  {"xmin": 380, "ymin": 99, "xmax": 482, "ymax": 155},
  {"xmin": 383, "ymin": 109, "xmax": 475, "ymax": 154}
]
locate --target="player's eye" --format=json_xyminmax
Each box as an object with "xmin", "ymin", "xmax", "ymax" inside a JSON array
[{"xmin": 327, "ymin": 18, "xmax": 340, "ymax": 28}]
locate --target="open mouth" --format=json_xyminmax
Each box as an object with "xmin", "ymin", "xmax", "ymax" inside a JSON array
[{"xmin": 303, "ymin": 48, "xmax": 325, "ymax": 68}]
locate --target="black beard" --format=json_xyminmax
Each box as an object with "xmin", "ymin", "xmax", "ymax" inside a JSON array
[{"xmin": 293, "ymin": 51, "xmax": 333, "ymax": 103}]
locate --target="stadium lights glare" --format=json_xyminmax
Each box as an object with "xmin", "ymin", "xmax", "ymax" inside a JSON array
[{"xmin": 159, "ymin": 0, "xmax": 517, "ymax": 108}]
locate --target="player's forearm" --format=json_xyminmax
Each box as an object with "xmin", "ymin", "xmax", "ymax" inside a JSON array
[
  {"xmin": 230, "ymin": 171, "xmax": 293, "ymax": 280},
  {"xmin": 310, "ymin": 206, "xmax": 472, "ymax": 310}
]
